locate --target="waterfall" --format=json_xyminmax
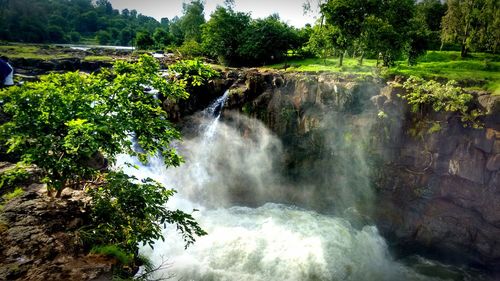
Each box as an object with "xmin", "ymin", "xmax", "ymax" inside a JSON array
[
  {"xmin": 115, "ymin": 92, "xmax": 477, "ymax": 281},
  {"xmin": 202, "ymin": 89, "xmax": 230, "ymax": 140}
]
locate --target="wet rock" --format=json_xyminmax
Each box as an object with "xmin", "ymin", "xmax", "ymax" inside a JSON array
[{"xmin": 448, "ymin": 142, "xmax": 486, "ymax": 184}]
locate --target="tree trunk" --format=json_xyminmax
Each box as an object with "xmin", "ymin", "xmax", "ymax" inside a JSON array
[
  {"xmin": 461, "ymin": 20, "xmax": 470, "ymax": 58},
  {"xmin": 461, "ymin": 43, "xmax": 468, "ymax": 58},
  {"xmin": 339, "ymin": 52, "xmax": 344, "ymax": 67},
  {"xmin": 358, "ymin": 52, "xmax": 364, "ymax": 66}
]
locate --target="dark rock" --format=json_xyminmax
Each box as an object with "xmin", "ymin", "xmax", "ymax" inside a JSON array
[
  {"xmin": 448, "ymin": 142, "xmax": 486, "ymax": 184},
  {"xmin": 486, "ymin": 154, "xmax": 500, "ymax": 171}
]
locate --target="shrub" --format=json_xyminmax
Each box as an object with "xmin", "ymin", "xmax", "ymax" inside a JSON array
[
  {"xmin": 169, "ymin": 58, "xmax": 219, "ymax": 87},
  {"xmin": 91, "ymin": 245, "xmax": 133, "ymax": 265},
  {"xmin": 401, "ymin": 76, "xmax": 483, "ymax": 127}
]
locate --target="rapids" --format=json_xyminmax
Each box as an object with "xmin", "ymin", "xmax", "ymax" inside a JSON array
[{"xmin": 116, "ymin": 94, "xmax": 484, "ymax": 281}]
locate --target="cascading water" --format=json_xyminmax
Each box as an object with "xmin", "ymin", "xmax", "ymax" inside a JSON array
[
  {"xmin": 202, "ymin": 89, "xmax": 230, "ymax": 140},
  {"xmin": 117, "ymin": 91, "xmax": 478, "ymax": 281}
]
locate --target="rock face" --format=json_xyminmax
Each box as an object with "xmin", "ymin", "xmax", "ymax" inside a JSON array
[
  {"xmin": 181, "ymin": 69, "xmax": 500, "ymax": 270},
  {"xmin": 373, "ymin": 83, "xmax": 500, "ymax": 269},
  {"xmin": 0, "ymin": 185, "xmax": 114, "ymax": 281}
]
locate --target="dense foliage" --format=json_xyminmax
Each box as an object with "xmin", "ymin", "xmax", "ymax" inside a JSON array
[
  {"xmin": 85, "ymin": 171, "xmax": 206, "ymax": 254},
  {"xmin": 1, "ymin": 0, "xmax": 498, "ymax": 67},
  {"xmin": 442, "ymin": 0, "xmax": 500, "ymax": 57},
  {"xmin": 0, "ymin": 55, "xmax": 187, "ymax": 195},
  {"xmin": 0, "ymin": 0, "xmax": 161, "ymax": 45},
  {"xmin": 311, "ymin": 0, "xmax": 498, "ymax": 65},
  {"xmin": 169, "ymin": 59, "xmax": 219, "ymax": 87},
  {"xmin": 201, "ymin": 7, "xmax": 303, "ymax": 66},
  {"xmin": 0, "ymin": 54, "xmax": 213, "ymax": 263},
  {"xmin": 402, "ymin": 76, "xmax": 483, "ymax": 127},
  {"xmin": 320, "ymin": 0, "xmax": 416, "ymax": 66}
]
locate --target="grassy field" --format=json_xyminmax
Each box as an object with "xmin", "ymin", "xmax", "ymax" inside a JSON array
[
  {"xmin": 267, "ymin": 51, "xmax": 500, "ymax": 95},
  {"xmin": 0, "ymin": 43, "xmax": 115, "ymax": 62},
  {"xmin": 0, "ymin": 44, "xmax": 74, "ymax": 59}
]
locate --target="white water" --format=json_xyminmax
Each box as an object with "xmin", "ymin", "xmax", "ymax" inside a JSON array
[{"xmin": 117, "ymin": 94, "xmax": 450, "ymax": 281}]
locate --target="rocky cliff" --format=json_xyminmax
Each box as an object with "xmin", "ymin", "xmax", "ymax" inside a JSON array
[{"xmin": 179, "ymin": 69, "xmax": 500, "ymax": 271}]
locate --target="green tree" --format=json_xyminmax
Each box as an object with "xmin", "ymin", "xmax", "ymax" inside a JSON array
[
  {"xmin": 169, "ymin": 16, "xmax": 186, "ymax": 46},
  {"xmin": 442, "ymin": 0, "xmax": 499, "ymax": 56},
  {"xmin": 320, "ymin": 0, "xmax": 372, "ymax": 66},
  {"xmin": 0, "ymin": 55, "xmax": 210, "ymax": 262},
  {"xmin": 153, "ymin": 28, "xmax": 172, "ymax": 48},
  {"xmin": 135, "ymin": 31, "xmax": 154, "ymax": 49},
  {"xmin": 86, "ymin": 171, "xmax": 206, "ymax": 254},
  {"xmin": 180, "ymin": 0, "xmax": 206, "ymax": 42},
  {"xmin": 237, "ymin": 15, "xmax": 297, "ymax": 65},
  {"xmin": 321, "ymin": 0, "xmax": 415, "ymax": 66},
  {"xmin": 307, "ymin": 23, "xmax": 337, "ymax": 64},
  {"xmin": 0, "ymin": 55, "xmax": 210, "ymax": 263},
  {"xmin": 0, "ymin": 55, "xmax": 187, "ymax": 197},
  {"xmin": 202, "ymin": 6, "xmax": 251, "ymax": 65},
  {"xmin": 96, "ymin": 30, "xmax": 111, "ymax": 45}
]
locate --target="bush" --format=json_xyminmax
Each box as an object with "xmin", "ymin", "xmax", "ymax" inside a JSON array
[
  {"xmin": 402, "ymin": 76, "xmax": 483, "ymax": 127},
  {"xmin": 177, "ymin": 40, "xmax": 205, "ymax": 58},
  {"xmin": 91, "ymin": 245, "xmax": 133, "ymax": 265},
  {"xmin": 0, "ymin": 55, "xmax": 188, "ymax": 196},
  {"xmin": 0, "ymin": 55, "xmax": 207, "ymax": 264},
  {"xmin": 169, "ymin": 58, "xmax": 219, "ymax": 87},
  {"xmin": 85, "ymin": 171, "xmax": 206, "ymax": 254},
  {"xmin": 0, "ymin": 164, "xmax": 30, "ymax": 191}
]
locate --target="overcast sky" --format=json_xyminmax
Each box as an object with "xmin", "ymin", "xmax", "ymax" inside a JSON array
[{"xmin": 107, "ymin": 0, "xmax": 318, "ymax": 27}]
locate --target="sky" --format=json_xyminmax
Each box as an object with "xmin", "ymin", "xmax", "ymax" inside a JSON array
[{"xmin": 107, "ymin": 0, "xmax": 318, "ymax": 27}]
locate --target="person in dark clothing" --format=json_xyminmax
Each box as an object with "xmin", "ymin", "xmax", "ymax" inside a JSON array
[{"xmin": 0, "ymin": 58, "xmax": 14, "ymax": 87}]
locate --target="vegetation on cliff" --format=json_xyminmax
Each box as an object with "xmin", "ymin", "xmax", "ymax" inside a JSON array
[{"xmin": 0, "ymin": 55, "xmax": 220, "ymax": 273}]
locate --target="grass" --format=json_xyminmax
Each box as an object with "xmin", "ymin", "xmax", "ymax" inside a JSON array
[
  {"xmin": 266, "ymin": 51, "xmax": 500, "ymax": 94},
  {"xmin": 83, "ymin": 55, "xmax": 114, "ymax": 62},
  {"xmin": 389, "ymin": 51, "xmax": 500, "ymax": 94},
  {"xmin": 2, "ymin": 187, "xmax": 24, "ymax": 201},
  {"xmin": 0, "ymin": 43, "xmax": 115, "ymax": 62},
  {"xmin": 91, "ymin": 245, "xmax": 133, "ymax": 265},
  {"xmin": 267, "ymin": 57, "xmax": 378, "ymax": 76},
  {"xmin": 0, "ymin": 44, "xmax": 74, "ymax": 59}
]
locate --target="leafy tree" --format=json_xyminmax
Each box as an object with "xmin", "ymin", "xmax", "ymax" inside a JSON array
[
  {"xmin": 180, "ymin": 0, "xmax": 206, "ymax": 42},
  {"xmin": 238, "ymin": 15, "xmax": 297, "ymax": 65},
  {"xmin": 178, "ymin": 40, "xmax": 205, "ymax": 58},
  {"xmin": 169, "ymin": 16, "xmax": 186, "ymax": 46},
  {"xmin": 0, "ymin": 55, "xmax": 188, "ymax": 197},
  {"xmin": 320, "ymin": 0, "xmax": 415, "ymax": 66},
  {"xmin": 86, "ymin": 171, "xmax": 207, "ymax": 254},
  {"xmin": 47, "ymin": 25, "xmax": 67, "ymax": 43},
  {"xmin": 202, "ymin": 6, "xmax": 251, "ymax": 65},
  {"xmin": 153, "ymin": 28, "xmax": 172, "ymax": 48},
  {"xmin": 402, "ymin": 76, "xmax": 483, "ymax": 127},
  {"xmin": 442, "ymin": 0, "xmax": 499, "ymax": 57},
  {"xmin": 169, "ymin": 59, "xmax": 219, "ymax": 87},
  {"xmin": 0, "ymin": 0, "xmax": 164, "ymax": 45},
  {"xmin": 416, "ymin": 0, "xmax": 447, "ymax": 32},
  {"xmin": 0, "ymin": 55, "xmax": 210, "ymax": 264},
  {"xmin": 135, "ymin": 31, "xmax": 154, "ymax": 50},
  {"xmin": 96, "ymin": 30, "xmax": 111, "ymax": 45},
  {"xmin": 320, "ymin": 0, "xmax": 372, "ymax": 66},
  {"xmin": 0, "ymin": 55, "xmax": 209, "ymax": 263},
  {"xmin": 406, "ymin": 18, "xmax": 432, "ymax": 65},
  {"xmin": 307, "ymin": 23, "xmax": 337, "ymax": 64}
]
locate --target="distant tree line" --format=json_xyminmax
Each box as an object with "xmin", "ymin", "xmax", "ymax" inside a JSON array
[
  {"xmin": 1, "ymin": 0, "xmax": 498, "ymax": 66},
  {"xmin": 0, "ymin": 0, "xmax": 161, "ymax": 45}
]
